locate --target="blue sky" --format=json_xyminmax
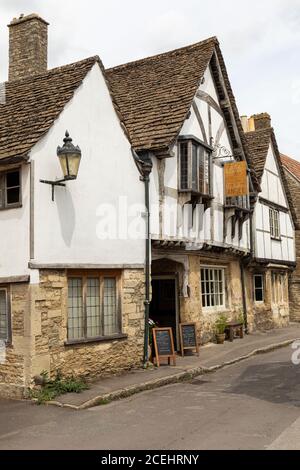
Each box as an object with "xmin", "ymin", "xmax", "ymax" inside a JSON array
[{"xmin": 1, "ymin": 0, "xmax": 300, "ymax": 159}]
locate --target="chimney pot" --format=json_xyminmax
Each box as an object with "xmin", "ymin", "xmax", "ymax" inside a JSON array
[{"xmin": 8, "ymin": 13, "xmax": 49, "ymax": 81}]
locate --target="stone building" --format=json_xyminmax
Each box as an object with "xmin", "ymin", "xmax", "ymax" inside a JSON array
[
  {"xmin": 0, "ymin": 13, "xmax": 297, "ymax": 398},
  {"xmin": 281, "ymin": 154, "xmax": 300, "ymax": 322},
  {"xmin": 0, "ymin": 14, "xmax": 147, "ymax": 398},
  {"xmin": 242, "ymin": 114, "xmax": 297, "ymax": 330}
]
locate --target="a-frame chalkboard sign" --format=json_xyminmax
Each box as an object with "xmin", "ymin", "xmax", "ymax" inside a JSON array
[
  {"xmin": 179, "ymin": 322, "xmax": 199, "ymax": 357},
  {"xmin": 152, "ymin": 327, "xmax": 176, "ymax": 367}
]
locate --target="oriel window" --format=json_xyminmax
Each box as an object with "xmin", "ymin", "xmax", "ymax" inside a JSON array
[{"xmin": 179, "ymin": 140, "xmax": 211, "ymax": 195}]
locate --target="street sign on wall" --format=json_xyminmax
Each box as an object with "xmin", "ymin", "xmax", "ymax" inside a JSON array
[{"xmin": 224, "ymin": 161, "xmax": 248, "ymax": 197}]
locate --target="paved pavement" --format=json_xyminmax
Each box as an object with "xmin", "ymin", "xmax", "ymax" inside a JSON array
[
  {"xmin": 53, "ymin": 324, "xmax": 300, "ymax": 408},
  {"xmin": 0, "ymin": 345, "xmax": 300, "ymax": 449}
]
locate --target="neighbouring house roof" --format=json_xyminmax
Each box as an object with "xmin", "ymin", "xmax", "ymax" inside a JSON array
[
  {"xmin": 245, "ymin": 128, "xmax": 298, "ymax": 228},
  {"xmin": 0, "ymin": 56, "xmax": 101, "ymax": 161},
  {"xmin": 281, "ymin": 153, "xmax": 300, "ymax": 182},
  {"xmin": 245, "ymin": 128, "xmax": 272, "ymax": 184}
]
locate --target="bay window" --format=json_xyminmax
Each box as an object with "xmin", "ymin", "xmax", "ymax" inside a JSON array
[{"xmin": 179, "ymin": 139, "xmax": 211, "ymax": 195}]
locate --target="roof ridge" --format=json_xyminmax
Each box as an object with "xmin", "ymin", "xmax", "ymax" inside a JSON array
[
  {"xmin": 106, "ymin": 36, "xmax": 218, "ymax": 71},
  {"xmin": 3, "ymin": 55, "xmax": 100, "ymax": 86}
]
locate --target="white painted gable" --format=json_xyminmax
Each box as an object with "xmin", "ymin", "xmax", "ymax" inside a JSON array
[
  {"xmin": 260, "ymin": 142, "xmax": 288, "ymax": 208},
  {"xmin": 28, "ymin": 63, "xmax": 145, "ymax": 268}
]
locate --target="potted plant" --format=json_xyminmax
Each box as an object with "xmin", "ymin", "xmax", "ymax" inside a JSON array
[{"xmin": 215, "ymin": 314, "xmax": 227, "ymax": 344}]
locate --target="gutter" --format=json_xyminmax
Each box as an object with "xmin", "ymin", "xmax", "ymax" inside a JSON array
[{"xmin": 131, "ymin": 149, "xmax": 153, "ymax": 367}]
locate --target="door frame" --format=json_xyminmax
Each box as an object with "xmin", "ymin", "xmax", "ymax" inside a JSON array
[{"xmin": 151, "ymin": 274, "xmax": 180, "ymax": 351}]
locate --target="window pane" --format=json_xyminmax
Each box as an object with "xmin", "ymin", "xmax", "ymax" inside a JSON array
[
  {"xmin": 254, "ymin": 275, "xmax": 263, "ymax": 289},
  {"xmin": 200, "ymin": 268, "xmax": 225, "ymax": 308},
  {"xmin": 6, "ymin": 188, "xmax": 20, "ymax": 205},
  {"xmin": 180, "ymin": 143, "xmax": 189, "ymax": 190},
  {"xmin": 86, "ymin": 278, "xmax": 101, "ymax": 338},
  {"xmin": 0, "ymin": 290, "xmax": 7, "ymax": 340},
  {"xmin": 103, "ymin": 278, "xmax": 118, "ymax": 335},
  {"xmin": 191, "ymin": 143, "xmax": 198, "ymax": 191},
  {"xmin": 6, "ymin": 171, "xmax": 20, "ymax": 188},
  {"xmin": 68, "ymin": 278, "xmax": 84, "ymax": 340}
]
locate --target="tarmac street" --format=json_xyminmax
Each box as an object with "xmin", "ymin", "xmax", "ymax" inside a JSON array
[{"xmin": 0, "ymin": 345, "xmax": 300, "ymax": 450}]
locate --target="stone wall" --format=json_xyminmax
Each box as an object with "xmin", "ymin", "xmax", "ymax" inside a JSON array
[
  {"xmin": 245, "ymin": 269, "xmax": 290, "ymax": 331},
  {"xmin": 0, "ymin": 268, "xmax": 145, "ymax": 398},
  {"xmin": 152, "ymin": 253, "xmax": 247, "ymax": 345},
  {"xmin": 0, "ymin": 283, "xmax": 31, "ymax": 398},
  {"xmin": 283, "ymin": 171, "xmax": 300, "ymax": 321},
  {"xmin": 31, "ymin": 269, "xmax": 145, "ymax": 384}
]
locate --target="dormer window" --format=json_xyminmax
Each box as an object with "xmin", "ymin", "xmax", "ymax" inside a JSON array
[
  {"xmin": 179, "ymin": 139, "xmax": 211, "ymax": 195},
  {"xmin": 0, "ymin": 168, "xmax": 21, "ymax": 209}
]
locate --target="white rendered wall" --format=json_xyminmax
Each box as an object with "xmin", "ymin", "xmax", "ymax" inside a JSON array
[
  {"xmin": 31, "ymin": 64, "xmax": 145, "ymax": 266},
  {"xmin": 0, "ymin": 163, "xmax": 30, "ymax": 277},
  {"xmin": 151, "ymin": 64, "xmax": 250, "ymax": 252}
]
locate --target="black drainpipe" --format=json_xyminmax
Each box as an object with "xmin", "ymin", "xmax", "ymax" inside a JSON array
[
  {"xmin": 239, "ymin": 259, "xmax": 248, "ymax": 334},
  {"xmin": 131, "ymin": 149, "xmax": 152, "ymax": 367}
]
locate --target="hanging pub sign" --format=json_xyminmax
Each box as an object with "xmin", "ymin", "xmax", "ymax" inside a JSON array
[
  {"xmin": 224, "ymin": 161, "xmax": 248, "ymax": 197},
  {"xmin": 179, "ymin": 323, "xmax": 199, "ymax": 357},
  {"xmin": 152, "ymin": 328, "xmax": 176, "ymax": 367}
]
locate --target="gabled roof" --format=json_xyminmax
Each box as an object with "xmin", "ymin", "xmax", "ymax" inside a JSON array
[
  {"xmin": 0, "ymin": 56, "xmax": 100, "ymax": 161},
  {"xmin": 245, "ymin": 128, "xmax": 298, "ymax": 227},
  {"xmin": 244, "ymin": 128, "xmax": 272, "ymax": 184},
  {"xmin": 281, "ymin": 153, "xmax": 300, "ymax": 182},
  {"xmin": 106, "ymin": 38, "xmax": 260, "ymax": 191},
  {"xmin": 106, "ymin": 37, "xmax": 217, "ymax": 153}
]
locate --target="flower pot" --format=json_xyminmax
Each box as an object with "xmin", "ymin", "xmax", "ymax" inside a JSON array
[{"xmin": 216, "ymin": 333, "xmax": 226, "ymax": 344}]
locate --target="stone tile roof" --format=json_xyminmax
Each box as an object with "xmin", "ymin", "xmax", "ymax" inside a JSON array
[
  {"xmin": 106, "ymin": 38, "xmax": 260, "ymax": 191},
  {"xmin": 106, "ymin": 38, "xmax": 217, "ymax": 152},
  {"xmin": 245, "ymin": 128, "xmax": 272, "ymax": 184},
  {"xmin": 281, "ymin": 153, "xmax": 300, "ymax": 182},
  {"xmin": 0, "ymin": 56, "xmax": 100, "ymax": 161},
  {"xmin": 245, "ymin": 128, "xmax": 298, "ymax": 227}
]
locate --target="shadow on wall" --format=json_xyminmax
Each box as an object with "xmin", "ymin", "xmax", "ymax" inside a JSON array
[{"xmin": 56, "ymin": 188, "xmax": 76, "ymax": 246}]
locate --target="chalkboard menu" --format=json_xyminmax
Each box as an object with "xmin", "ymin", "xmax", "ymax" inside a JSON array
[
  {"xmin": 179, "ymin": 323, "xmax": 199, "ymax": 357},
  {"xmin": 152, "ymin": 328, "xmax": 176, "ymax": 367}
]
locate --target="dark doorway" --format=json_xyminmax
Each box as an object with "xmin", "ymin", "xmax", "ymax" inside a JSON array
[{"xmin": 150, "ymin": 277, "xmax": 178, "ymax": 350}]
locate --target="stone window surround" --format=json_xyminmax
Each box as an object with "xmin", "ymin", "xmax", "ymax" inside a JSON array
[
  {"xmin": 253, "ymin": 273, "xmax": 265, "ymax": 303},
  {"xmin": 200, "ymin": 266, "xmax": 226, "ymax": 310},
  {"xmin": 65, "ymin": 270, "xmax": 125, "ymax": 346}
]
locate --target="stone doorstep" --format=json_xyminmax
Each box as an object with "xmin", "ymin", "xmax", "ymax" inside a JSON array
[{"xmin": 44, "ymin": 333, "xmax": 300, "ymax": 411}]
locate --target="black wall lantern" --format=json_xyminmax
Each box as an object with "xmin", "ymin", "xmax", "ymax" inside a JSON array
[{"xmin": 40, "ymin": 131, "xmax": 82, "ymax": 201}]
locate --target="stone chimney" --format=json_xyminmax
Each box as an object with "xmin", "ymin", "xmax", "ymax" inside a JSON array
[
  {"xmin": 8, "ymin": 13, "xmax": 49, "ymax": 81},
  {"xmin": 241, "ymin": 113, "xmax": 271, "ymax": 133}
]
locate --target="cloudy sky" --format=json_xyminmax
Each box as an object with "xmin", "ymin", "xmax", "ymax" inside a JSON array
[{"xmin": 1, "ymin": 0, "xmax": 300, "ymax": 159}]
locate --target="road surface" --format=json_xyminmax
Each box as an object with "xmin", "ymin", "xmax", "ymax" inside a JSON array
[{"xmin": 0, "ymin": 345, "xmax": 299, "ymax": 450}]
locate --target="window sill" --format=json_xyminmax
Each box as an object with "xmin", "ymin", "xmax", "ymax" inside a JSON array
[
  {"xmin": 64, "ymin": 333, "xmax": 128, "ymax": 346},
  {"xmin": 0, "ymin": 203, "xmax": 22, "ymax": 211},
  {"xmin": 271, "ymin": 237, "xmax": 282, "ymax": 242}
]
